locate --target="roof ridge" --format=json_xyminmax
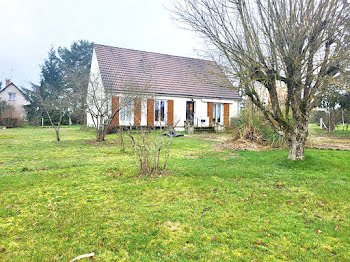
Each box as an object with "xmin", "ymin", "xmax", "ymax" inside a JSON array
[
  {"xmin": 93, "ymin": 43, "xmax": 241, "ymax": 100},
  {"xmin": 94, "ymin": 43, "xmax": 216, "ymax": 64},
  {"xmin": 0, "ymin": 82, "xmax": 26, "ymax": 96}
]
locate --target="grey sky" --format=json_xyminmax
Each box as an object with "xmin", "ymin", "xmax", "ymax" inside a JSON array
[{"xmin": 0, "ymin": 0, "xmax": 203, "ymax": 88}]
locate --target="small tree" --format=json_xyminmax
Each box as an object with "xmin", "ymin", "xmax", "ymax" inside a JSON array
[
  {"xmin": 0, "ymin": 101, "xmax": 22, "ymax": 128},
  {"xmin": 33, "ymin": 83, "xmax": 72, "ymax": 141},
  {"xmin": 86, "ymin": 74, "xmax": 152, "ymax": 142},
  {"xmin": 128, "ymin": 126, "xmax": 174, "ymax": 176},
  {"xmin": 174, "ymin": 0, "xmax": 350, "ymax": 159}
]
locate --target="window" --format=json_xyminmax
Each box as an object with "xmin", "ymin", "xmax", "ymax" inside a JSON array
[
  {"xmin": 119, "ymin": 98, "xmax": 133, "ymax": 121},
  {"xmin": 213, "ymin": 103, "xmax": 221, "ymax": 123},
  {"xmin": 8, "ymin": 93, "xmax": 16, "ymax": 101},
  {"xmin": 155, "ymin": 100, "xmax": 165, "ymax": 122}
]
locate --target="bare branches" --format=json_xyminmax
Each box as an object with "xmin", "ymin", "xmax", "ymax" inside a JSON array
[
  {"xmin": 33, "ymin": 83, "xmax": 74, "ymax": 141},
  {"xmin": 86, "ymin": 72, "xmax": 153, "ymax": 142},
  {"xmin": 128, "ymin": 125, "xmax": 173, "ymax": 176},
  {"xmin": 174, "ymin": 0, "xmax": 350, "ymax": 159}
]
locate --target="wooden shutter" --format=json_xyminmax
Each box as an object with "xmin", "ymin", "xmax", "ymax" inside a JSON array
[
  {"xmin": 134, "ymin": 98, "xmax": 141, "ymax": 126},
  {"xmin": 147, "ymin": 99, "xmax": 154, "ymax": 126},
  {"xmin": 111, "ymin": 96, "xmax": 119, "ymax": 127},
  {"xmin": 167, "ymin": 100, "xmax": 174, "ymax": 126},
  {"xmin": 224, "ymin": 103, "xmax": 230, "ymax": 127},
  {"xmin": 207, "ymin": 102, "xmax": 213, "ymax": 126}
]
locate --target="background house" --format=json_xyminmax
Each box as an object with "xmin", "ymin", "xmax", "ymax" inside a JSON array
[
  {"xmin": 0, "ymin": 79, "xmax": 30, "ymax": 120},
  {"xmin": 87, "ymin": 44, "xmax": 241, "ymax": 131}
]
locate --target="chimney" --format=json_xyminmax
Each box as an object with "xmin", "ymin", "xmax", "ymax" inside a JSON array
[{"xmin": 5, "ymin": 79, "xmax": 11, "ymax": 86}]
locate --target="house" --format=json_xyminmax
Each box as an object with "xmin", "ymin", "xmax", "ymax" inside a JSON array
[
  {"xmin": 0, "ymin": 79, "xmax": 30, "ymax": 119},
  {"xmin": 87, "ymin": 44, "xmax": 241, "ymax": 131}
]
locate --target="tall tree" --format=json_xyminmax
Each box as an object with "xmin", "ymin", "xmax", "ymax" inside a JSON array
[
  {"xmin": 174, "ymin": 0, "xmax": 350, "ymax": 159},
  {"xmin": 58, "ymin": 40, "xmax": 93, "ymax": 124},
  {"xmin": 24, "ymin": 40, "xmax": 93, "ymax": 127},
  {"xmin": 41, "ymin": 48, "xmax": 64, "ymax": 92}
]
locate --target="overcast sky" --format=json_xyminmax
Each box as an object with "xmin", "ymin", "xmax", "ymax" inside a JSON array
[{"xmin": 0, "ymin": 0, "xmax": 203, "ymax": 89}]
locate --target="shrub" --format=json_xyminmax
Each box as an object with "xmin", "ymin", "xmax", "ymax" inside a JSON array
[
  {"xmin": 230, "ymin": 108, "xmax": 285, "ymax": 147},
  {"xmin": 128, "ymin": 126, "xmax": 173, "ymax": 176},
  {"xmin": 0, "ymin": 102, "xmax": 23, "ymax": 128}
]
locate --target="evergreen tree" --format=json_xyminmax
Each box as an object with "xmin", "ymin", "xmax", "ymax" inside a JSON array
[{"xmin": 24, "ymin": 40, "xmax": 93, "ymax": 126}]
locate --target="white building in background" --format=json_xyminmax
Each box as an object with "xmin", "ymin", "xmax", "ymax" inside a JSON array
[
  {"xmin": 0, "ymin": 79, "xmax": 30, "ymax": 119},
  {"xmin": 87, "ymin": 44, "xmax": 241, "ymax": 131}
]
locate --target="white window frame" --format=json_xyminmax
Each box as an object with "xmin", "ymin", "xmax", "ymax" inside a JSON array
[
  {"xmin": 213, "ymin": 103, "xmax": 222, "ymax": 124},
  {"xmin": 8, "ymin": 92, "xmax": 16, "ymax": 101},
  {"xmin": 119, "ymin": 98, "xmax": 134, "ymax": 124},
  {"xmin": 154, "ymin": 99, "xmax": 167, "ymax": 126}
]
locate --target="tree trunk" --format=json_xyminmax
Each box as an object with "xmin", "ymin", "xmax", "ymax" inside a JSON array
[
  {"xmin": 120, "ymin": 127, "xmax": 125, "ymax": 151},
  {"xmin": 287, "ymin": 124, "xmax": 308, "ymax": 160},
  {"xmin": 96, "ymin": 127, "xmax": 105, "ymax": 142},
  {"xmin": 55, "ymin": 127, "xmax": 60, "ymax": 142}
]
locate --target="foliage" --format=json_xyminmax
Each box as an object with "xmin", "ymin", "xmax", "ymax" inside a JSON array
[
  {"xmin": 22, "ymin": 40, "xmax": 93, "ymax": 141},
  {"xmin": 24, "ymin": 40, "xmax": 94, "ymax": 126},
  {"xmin": 315, "ymin": 86, "xmax": 344, "ymax": 131},
  {"xmin": 58, "ymin": 40, "xmax": 94, "ymax": 124},
  {"xmin": 310, "ymin": 88, "xmax": 350, "ymax": 131},
  {"xmin": 230, "ymin": 107, "xmax": 286, "ymax": 148},
  {"xmin": 339, "ymin": 91, "xmax": 350, "ymax": 110},
  {"xmin": 0, "ymin": 127, "xmax": 350, "ymax": 260}
]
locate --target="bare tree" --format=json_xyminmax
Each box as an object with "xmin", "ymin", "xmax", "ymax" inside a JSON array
[
  {"xmin": 34, "ymin": 84, "xmax": 73, "ymax": 142},
  {"xmin": 174, "ymin": 0, "xmax": 350, "ymax": 159},
  {"xmin": 86, "ymin": 74, "xmax": 152, "ymax": 142},
  {"xmin": 128, "ymin": 123, "xmax": 177, "ymax": 176}
]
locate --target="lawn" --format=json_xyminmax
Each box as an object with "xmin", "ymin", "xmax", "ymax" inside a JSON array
[
  {"xmin": 0, "ymin": 127, "xmax": 350, "ymax": 261},
  {"xmin": 309, "ymin": 123, "xmax": 350, "ymax": 138}
]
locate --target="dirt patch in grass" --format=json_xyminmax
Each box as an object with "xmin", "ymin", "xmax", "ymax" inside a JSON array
[
  {"xmin": 185, "ymin": 134, "xmax": 228, "ymax": 142},
  {"xmin": 307, "ymin": 136, "xmax": 350, "ymax": 151},
  {"xmin": 188, "ymin": 134, "xmax": 271, "ymax": 151},
  {"xmin": 214, "ymin": 138, "xmax": 271, "ymax": 151}
]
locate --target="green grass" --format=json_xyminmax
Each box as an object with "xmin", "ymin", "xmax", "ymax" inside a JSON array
[
  {"xmin": 309, "ymin": 123, "xmax": 350, "ymax": 137},
  {"xmin": 1, "ymin": 127, "xmax": 350, "ymax": 261}
]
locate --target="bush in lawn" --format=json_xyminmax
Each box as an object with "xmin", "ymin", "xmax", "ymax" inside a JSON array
[
  {"xmin": 128, "ymin": 126, "xmax": 173, "ymax": 176},
  {"xmin": 230, "ymin": 107, "xmax": 285, "ymax": 147},
  {"xmin": 0, "ymin": 101, "xmax": 23, "ymax": 128}
]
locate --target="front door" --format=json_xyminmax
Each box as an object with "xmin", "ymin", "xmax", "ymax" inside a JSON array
[{"xmin": 186, "ymin": 101, "xmax": 195, "ymax": 125}]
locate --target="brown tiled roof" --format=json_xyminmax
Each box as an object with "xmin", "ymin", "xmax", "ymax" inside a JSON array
[{"xmin": 94, "ymin": 44, "xmax": 241, "ymax": 100}]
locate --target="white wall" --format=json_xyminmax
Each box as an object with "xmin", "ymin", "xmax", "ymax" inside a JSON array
[
  {"xmin": 229, "ymin": 100, "xmax": 240, "ymax": 120},
  {"xmin": 86, "ymin": 49, "xmax": 106, "ymax": 127},
  {"xmin": 0, "ymin": 84, "xmax": 30, "ymax": 119},
  {"xmin": 114, "ymin": 94, "xmax": 240, "ymax": 130},
  {"xmin": 86, "ymin": 48, "xmax": 241, "ymax": 129}
]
